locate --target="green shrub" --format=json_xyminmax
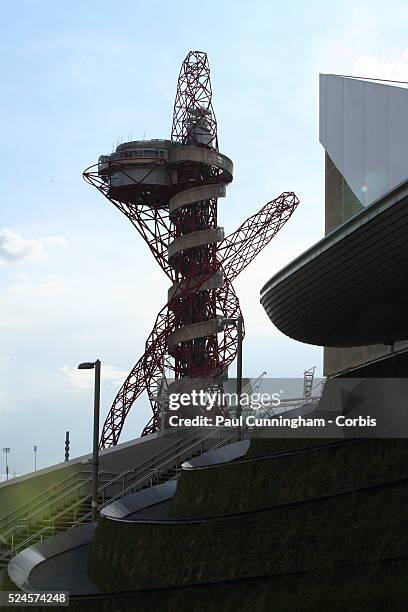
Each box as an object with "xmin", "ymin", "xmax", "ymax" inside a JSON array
[
  {"xmin": 171, "ymin": 438, "xmax": 408, "ymax": 517},
  {"xmin": 25, "ymin": 557, "xmax": 408, "ymax": 611},
  {"xmin": 89, "ymin": 477, "xmax": 408, "ymax": 591},
  {"xmin": 246, "ymin": 437, "xmax": 335, "ymax": 457},
  {"xmin": 4, "ymin": 558, "xmax": 408, "ymax": 611}
]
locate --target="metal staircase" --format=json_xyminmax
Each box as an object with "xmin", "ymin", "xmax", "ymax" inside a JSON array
[{"xmin": 0, "ymin": 428, "xmax": 239, "ymax": 568}]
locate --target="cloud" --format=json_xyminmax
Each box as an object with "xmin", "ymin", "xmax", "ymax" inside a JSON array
[
  {"xmin": 313, "ymin": 5, "xmax": 408, "ymax": 85},
  {"xmin": 7, "ymin": 274, "xmax": 85, "ymax": 298},
  {"xmin": 9, "ymin": 275, "xmax": 67, "ymax": 297},
  {"xmin": 0, "ymin": 390, "xmax": 10, "ymax": 413},
  {"xmin": 59, "ymin": 364, "xmax": 129, "ymax": 392},
  {"xmin": 354, "ymin": 47, "xmax": 408, "ymax": 83},
  {"xmin": 41, "ymin": 236, "xmax": 69, "ymax": 250},
  {"xmin": 0, "ymin": 228, "xmax": 68, "ymax": 266}
]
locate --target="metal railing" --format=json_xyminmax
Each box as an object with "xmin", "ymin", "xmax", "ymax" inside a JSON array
[
  {"xmin": 0, "ymin": 428, "xmax": 238, "ymax": 562},
  {"xmin": 0, "ymin": 434, "xmax": 195, "ymax": 562},
  {"xmin": 68, "ymin": 430, "xmax": 223, "ymax": 527},
  {"xmin": 71, "ymin": 428, "xmax": 240, "ymax": 528},
  {"xmin": 0, "ymin": 525, "xmax": 52, "ymax": 564},
  {"xmin": 0, "ymin": 470, "xmax": 116, "ymax": 549},
  {"xmin": 0, "ymin": 470, "xmax": 93, "ymax": 531}
]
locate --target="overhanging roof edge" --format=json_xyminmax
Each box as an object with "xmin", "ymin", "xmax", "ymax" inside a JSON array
[{"xmin": 260, "ymin": 178, "xmax": 408, "ymax": 301}]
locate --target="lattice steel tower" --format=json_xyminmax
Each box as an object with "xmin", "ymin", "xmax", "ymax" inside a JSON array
[{"xmin": 84, "ymin": 51, "xmax": 299, "ymax": 447}]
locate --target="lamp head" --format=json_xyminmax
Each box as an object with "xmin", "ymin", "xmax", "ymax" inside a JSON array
[{"xmin": 78, "ymin": 362, "xmax": 95, "ymax": 370}]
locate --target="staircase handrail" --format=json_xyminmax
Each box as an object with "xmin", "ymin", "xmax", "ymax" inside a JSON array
[
  {"xmin": 72, "ymin": 428, "xmax": 236, "ymax": 526},
  {"xmin": 1, "ymin": 428, "xmax": 234, "ymax": 560},
  {"xmin": 0, "ymin": 469, "xmax": 93, "ymax": 527}
]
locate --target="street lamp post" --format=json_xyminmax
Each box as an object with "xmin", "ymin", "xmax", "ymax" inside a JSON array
[
  {"xmin": 3, "ymin": 448, "xmax": 10, "ymax": 481},
  {"xmin": 33, "ymin": 445, "xmax": 38, "ymax": 472},
  {"xmin": 64, "ymin": 431, "xmax": 70, "ymax": 462},
  {"xmin": 78, "ymin": 359, "xmax": 101, "ymax": 522}
]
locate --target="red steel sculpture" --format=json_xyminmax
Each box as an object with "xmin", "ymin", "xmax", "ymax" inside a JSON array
[{"xmin": 83, "ymin": 50, "xmax": 299, "ymax": 448}]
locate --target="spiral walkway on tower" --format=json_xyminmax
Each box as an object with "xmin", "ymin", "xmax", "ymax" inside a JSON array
[{"xmin": 83, "ymin": 50, "xmax": 299, "ymax": 446}]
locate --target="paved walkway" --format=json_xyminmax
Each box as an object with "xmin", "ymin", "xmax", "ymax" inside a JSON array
[
  {"xmin": 27, "ymin": 500, "xmax": 171, "ymax": 595},
  {"xmin": 126, "ymin": 499, "xmax": 171, "ymax": 520},
  {"xmin": 29, "ymin": 544, "xmax": 100, "ymax": 596}
]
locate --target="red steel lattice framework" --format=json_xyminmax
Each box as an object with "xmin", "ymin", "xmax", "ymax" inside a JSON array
[{"xmin": 83, "ymin": 50, "xmax": 299, "ymax": 448}]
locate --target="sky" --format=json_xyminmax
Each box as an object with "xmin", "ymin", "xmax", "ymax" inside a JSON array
[{"xmin": 2, "ymin": 0, "xmax": 408, "ymax": 475}]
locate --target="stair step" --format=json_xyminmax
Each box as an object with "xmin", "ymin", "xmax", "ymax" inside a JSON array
[{"xmin": 0, "ymin": 446, "xmax": 224, "ymax": 556}]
